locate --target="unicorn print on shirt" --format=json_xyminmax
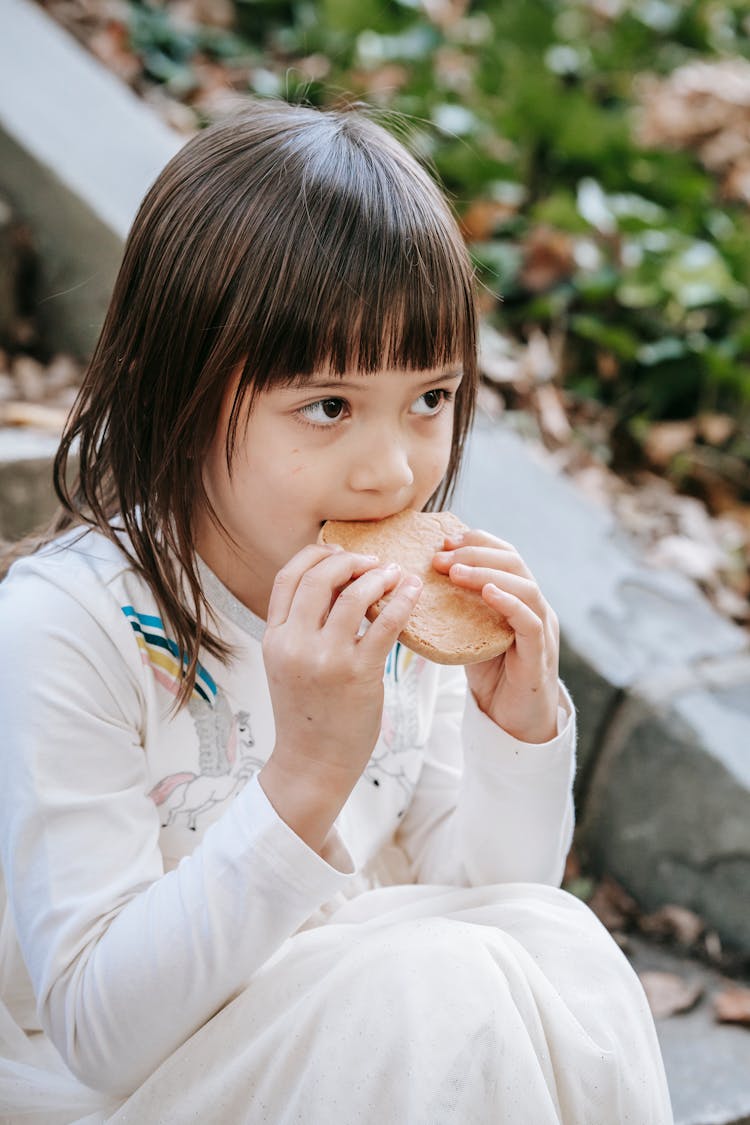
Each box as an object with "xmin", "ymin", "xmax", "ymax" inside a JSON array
[{"xmin": 149, "ymin": 697, "xmax": 260, "ymax": 831}]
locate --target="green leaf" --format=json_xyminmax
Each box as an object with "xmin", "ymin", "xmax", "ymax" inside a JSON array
[
  {"xmin": 636, "ymin": 337, "xmax": 687, "ymax": 366},
  {"xmin": 570, "ymin": 314, "xmax": 640, "ymax": 359},
  {"xmin": 661, "ymin": 241, "xmax": 747, "ymax": 309},
  {"xmin": 470, "ymin": 241, "xmax": 523, "ymax": 292}
]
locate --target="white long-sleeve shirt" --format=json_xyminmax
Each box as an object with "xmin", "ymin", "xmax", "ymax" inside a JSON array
[{"xmin": 0, "ymin": 528, "xmax": 575, "ymax": 1098}]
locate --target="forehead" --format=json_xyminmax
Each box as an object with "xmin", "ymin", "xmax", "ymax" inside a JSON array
[{"xmin": 285, "ymin": 366, "xmax": 464, "ymax": 391}]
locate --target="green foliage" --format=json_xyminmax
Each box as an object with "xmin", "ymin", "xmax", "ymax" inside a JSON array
[{"xmin": 125, "ymin": 0, "xmax": 750, "ymax": 466}]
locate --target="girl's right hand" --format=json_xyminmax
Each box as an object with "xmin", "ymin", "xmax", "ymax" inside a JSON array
[{"xmin": 258, "ymin": 543, "xmax": 422, "ymax": 854}]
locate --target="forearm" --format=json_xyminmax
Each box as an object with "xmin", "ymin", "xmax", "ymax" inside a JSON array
[
  {"xmin": 36, "ymin": 777, "xmax": 353, "ymax": 1097},
  {"xmin": 258, "ymin": 749, "xmax": 359, "ymax": 857},
  {"xmin": 398, "ymin": 684, "xmax": 576, "ymax": 888}
]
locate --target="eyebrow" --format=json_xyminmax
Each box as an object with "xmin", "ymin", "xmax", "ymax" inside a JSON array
[{"xmin": 288, "ymin": 369, "xmax": 464, "ymax": 391}]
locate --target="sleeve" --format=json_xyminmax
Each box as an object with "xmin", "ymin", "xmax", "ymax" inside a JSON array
[
  {"xmin": 395, "ymin": 662, "xmax": 576, "ymax": 888},
  {"xmin": 0, "ymin": 570, "xmax": 355, "ymax": 1098}
]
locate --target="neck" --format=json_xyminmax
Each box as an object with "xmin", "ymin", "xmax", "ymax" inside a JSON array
[{"xmin": 193, "ymin": 513, "xmax": 272, "ymax": 620}]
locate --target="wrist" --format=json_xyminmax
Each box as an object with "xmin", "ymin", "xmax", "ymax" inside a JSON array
[
  {"xmin": 258, "ymin": 751, "xmax": 358, "ymax": 856},
  {"xmin": 471, "ymin": 689, "xmax": 558, "ymax": 745}
]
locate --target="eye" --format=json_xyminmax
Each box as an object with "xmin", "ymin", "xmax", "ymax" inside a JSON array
[
  {"xmin": 298, "ymin": 397, "xmax": 349, "ymax": 425},
  {"xmin": 411, "ymin": 388, "xmax": 452, "ymax": 416}
]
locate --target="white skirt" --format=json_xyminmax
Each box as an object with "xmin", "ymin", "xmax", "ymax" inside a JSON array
[{"xmin": 0, "ymin": 883, "xmax": 673, "ymax": 1125}]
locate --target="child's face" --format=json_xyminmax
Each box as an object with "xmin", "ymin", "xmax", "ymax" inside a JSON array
[{"xmin": 194, "ymin": 364, "xmax": 462, "ymax": 616}]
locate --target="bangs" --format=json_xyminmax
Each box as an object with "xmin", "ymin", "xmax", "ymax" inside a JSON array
[
  {"xmin": 219, "ymin": 114, "xmax": 476, "ymax": 397},
  {"xmin": 245, "ymin": 199, "xmax": 473, "ymax": 384}
]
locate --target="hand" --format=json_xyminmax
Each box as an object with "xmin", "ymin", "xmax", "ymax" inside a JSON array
[
  {"xmin": 259, "ymin": 543, "xmax": 423, "ymax": 852},
  {"xmin": 432, "ymin": 530, "xmax": 560, "ymax": 744}
]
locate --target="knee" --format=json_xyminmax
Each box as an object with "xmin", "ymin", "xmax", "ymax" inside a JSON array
[{"xmin": 349, "ymin": 917, "xmax": 499, "ymax": 1009}]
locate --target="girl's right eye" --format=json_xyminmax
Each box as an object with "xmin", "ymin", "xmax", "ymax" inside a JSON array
[{"xmin": 297, "ymin": 397, "xmax": 348, "ymax": 426}]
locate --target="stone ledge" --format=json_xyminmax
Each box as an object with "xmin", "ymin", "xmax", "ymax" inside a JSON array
[
  {"xmin": 577, "ymin": 674, "xmax": 750, "ymax": 950},
  {"xmin": 0, "ymin": 0, "xmax": 183, "ymax": 356},
  {"xmin": 0, "ymin": 429, "xmax": 63, "ymax": 542}
]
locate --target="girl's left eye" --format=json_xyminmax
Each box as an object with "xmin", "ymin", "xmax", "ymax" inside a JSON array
[
  {"xmin": 411, "ymin": 388, "xmax": 451, "ymax": 416},
  {"xmin": 297, "ymin": 397, "xmax": 348, "ymax": 425}
]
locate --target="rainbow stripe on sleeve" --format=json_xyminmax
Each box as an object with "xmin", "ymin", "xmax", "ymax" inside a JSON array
[{"xmin": 121, "ymin": 605, "xmax": 217, "ymax": 705}]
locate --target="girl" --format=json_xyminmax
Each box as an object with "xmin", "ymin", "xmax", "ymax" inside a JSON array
[{"xmin": 0, "ymin": 100, "xmax": 672, "ymax": 1123}]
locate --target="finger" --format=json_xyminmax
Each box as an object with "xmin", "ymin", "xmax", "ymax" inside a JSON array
[
  {"xmin": 432, "ymin": 544, "xmax": 534, "ymax": 582},
  {"xmin": 286, "ymin": 551, "xmax": 394, "ymax": 631},
  {"xmin": 448, "ymin": 565, "xmax": 549, "ymax": 620},
  {"xmin": 267, "ymin": 545, "xmax": 375, "ymax": 627},
  {"xmin": 323, "ymin": 562, "xmax": 403, "ymax": 636},
  {"xmin": 358, "ymin": 574, "xmax": 423, "ymax": 664},
  {"xmin": 482, "ymin": 584, "xmax": 546, "ymax": 664},
  {"xmin": 442, "ymin": 528, "xmax": 518, "ymax": 553}
]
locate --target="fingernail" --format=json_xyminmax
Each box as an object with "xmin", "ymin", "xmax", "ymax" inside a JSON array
[
  {"xmin": 403, "ymin": 575, "xmax": 422, "ymax": 591},
  {"xmin": 445, "ymin": 533, "xmax": 464, "ymax": 546},
  {"xmin": 452, "ymin": 563, "xmax": 469, "ymax": 575},
  {"xmin": 382, "ymin": 561, "xmax": 400, "ymax": 573}
]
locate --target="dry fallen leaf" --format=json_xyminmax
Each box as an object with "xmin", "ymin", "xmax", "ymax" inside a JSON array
[
  {"xmin": 171, "ymin": 0, "xmax": 235, "ymax": 29},
  {"xmin": 460, "ymin": 200, "xmax": 518, "ymax": 242},
  {"xmin": 697, "ymin": 413, "xmax": 736, "ymax": 447},
  {"xmin": 638, "ymin": 904, "xmax": 705, "ymax": 947},
  {"xmin": 520, "ymin": 328, "xmax": 561, "ymax": 385},
  {"xmin": 642, "ymin": 420, "xmax": 697, "ymax": 470},
  {"xmin": 421, "ymin": 0, "xmax": 470, "ymax": 31},
  {"xmin": 635, "ymin": 59, "xmax": 750, "ymax": 204},
  {"xmin": 533, "ymin": 383, "xmax": 572, "ymax": 445},
  {"xmin": 88, "ymin": 22, "xmax": 141, "ymax": 84},
  {"xmin": 349, "ymin": 64, "xmax": 409, "ymax": 100},
  {"xmin": 713, "ymin": 984, "xmax": 750, "ymax": 1026},
  {"xmin": 588, "ymin": 876, "xmax": 640, "ymax": 932},
  {"xmin": 520, "ymin": 226, "xmax": 576, "ymax": 292},
  {"xmin": 638, "ymin": 971, "xmax": 703, "ymax": 1020},
  {"xmin": 646, "ymin": 534, "xmax": 725, "ymax": 583},
  {"xmin": 0, "ymin": 401, "xmax": 70, "ymax": 431},
  {"xmin": 478, "ymin": 323, "xmax": 523, "ymax": 386},
  {"xmin": 11, "ymin": 356, "xmax": 46, "ymax": 403}
]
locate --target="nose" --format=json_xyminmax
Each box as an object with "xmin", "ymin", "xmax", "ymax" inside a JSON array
[{"xmin": 347, "ymin": 428, "xmax": 415, "ymax": 495}]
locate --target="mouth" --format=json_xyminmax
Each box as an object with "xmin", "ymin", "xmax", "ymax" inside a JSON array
[{"xmin": 319, "ymin": 510, "xmax": 412, "ymax": 528}]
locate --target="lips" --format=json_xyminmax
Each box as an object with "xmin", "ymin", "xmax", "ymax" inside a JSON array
[{"xmin": 320, "ymin": 508, "xmax": 413, "ymax": 527}]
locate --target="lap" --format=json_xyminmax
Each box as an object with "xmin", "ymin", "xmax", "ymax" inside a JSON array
[{"xmin": 108, "ymin": 884, "xmax": 672, "ymax": 1125}]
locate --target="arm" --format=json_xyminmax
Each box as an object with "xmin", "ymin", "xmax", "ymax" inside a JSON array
[
  {"xmin": 0, "ymin": 572, "xmax": 354, "ymax": 1098},
  {"xmin": 395, "ymin": 662, "xmax": 576, "ymax": 887},
  {"xmin": 397, "ymin": 527, "xmax": 576, "ymax": 887}
]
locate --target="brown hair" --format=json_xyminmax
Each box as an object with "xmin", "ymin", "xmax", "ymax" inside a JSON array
[{"xmin": 19, "ymin": 100, "xmax": 479, "ymax": 704}]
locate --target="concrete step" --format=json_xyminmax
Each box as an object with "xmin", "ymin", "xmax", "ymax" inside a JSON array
[{"xmin": 0, "ymin": 0, "xmax": 182, "ymax": 357}]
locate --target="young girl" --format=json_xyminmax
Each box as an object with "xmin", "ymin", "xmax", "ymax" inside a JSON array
[{"xmin": 0, "ymin": 101, "xmax": 672, "ymax": 1124}]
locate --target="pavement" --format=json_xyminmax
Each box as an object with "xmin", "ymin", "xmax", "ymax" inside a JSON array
[{"xmin": 626, "ymin": 936, "xmax": 750, "ymax": 1125}]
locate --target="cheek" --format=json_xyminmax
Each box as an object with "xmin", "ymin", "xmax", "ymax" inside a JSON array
[
  {"xmin": 433, "ymin": 423, "xmax": 455, "ymax": 477},
  {"xmin": 417, "ymin": 445, "xmax": 452, "ymax": 499},
  {"xmin": 200, "ymin": 438, "xmax": 231, "ymax": 509}
]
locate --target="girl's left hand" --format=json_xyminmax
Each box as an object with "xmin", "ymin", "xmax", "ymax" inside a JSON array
[{"xmin": 432, "ymin": 529, "xmax": 560, "ymax": 744}]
